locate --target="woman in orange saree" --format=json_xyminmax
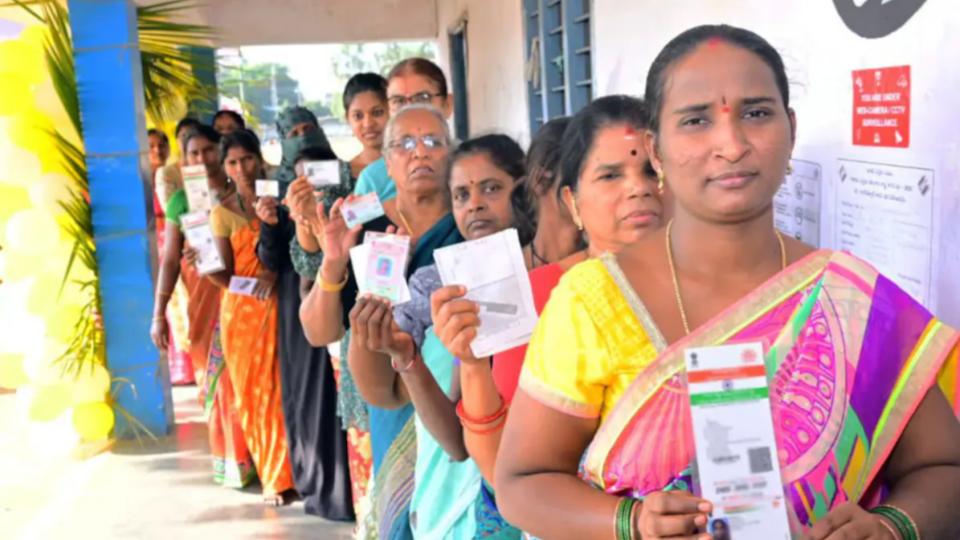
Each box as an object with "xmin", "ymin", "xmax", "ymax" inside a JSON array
[
  {"xmin": 496, "ymin": 25, "xmax": 960, "ymax": 540},
  {"xmin": 203, "ymin": 129, "xmax": 295, "ymax": 505}
]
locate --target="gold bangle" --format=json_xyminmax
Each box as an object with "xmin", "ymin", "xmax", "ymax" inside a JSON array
[{"xmin": 318, "ymin": 269, "xmax": 349, "ymax": 292}]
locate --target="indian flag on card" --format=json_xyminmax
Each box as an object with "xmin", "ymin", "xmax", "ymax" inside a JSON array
[{"xmin": 685, "ymin": 342, "xmax": 770, "ymax": 406}]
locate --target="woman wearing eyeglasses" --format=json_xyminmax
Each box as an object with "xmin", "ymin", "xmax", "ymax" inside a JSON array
[
  {"xmin": 300, "ymin": 104, "xmax": 462, "ymax": 539},
  {"xmin": 352, "ymin": 58, "xmax": 454, "ymax": 211}
]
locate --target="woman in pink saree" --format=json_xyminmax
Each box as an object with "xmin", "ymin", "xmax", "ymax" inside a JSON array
[{"xmin": 496, "ymin": 25, "xmax": 960, "ymax": 540}]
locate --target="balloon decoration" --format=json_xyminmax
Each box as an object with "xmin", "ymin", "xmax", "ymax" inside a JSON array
[
  {"xmin": 0, "ymin": 9, "xmax": 115, "ymax": 453},
  {"xmin": 71, "ymin": 401, "xmax": 115, "ymax": 440}
]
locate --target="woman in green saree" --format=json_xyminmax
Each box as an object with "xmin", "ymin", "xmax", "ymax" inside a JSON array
[{"xmin": 496, "ymin": 25, "xmax": 960, "ymax": 540}]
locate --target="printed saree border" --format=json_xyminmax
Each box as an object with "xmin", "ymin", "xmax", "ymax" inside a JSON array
[{"xmin": 584, "ymin": 249, "xmax": 832, "ymax": 489}]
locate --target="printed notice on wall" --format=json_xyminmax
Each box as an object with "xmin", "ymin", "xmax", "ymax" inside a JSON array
[
  {"xmin": 775, "ymin": 158, "xmax": 822, "ymax": 246},
  {"xmin": 835, "ymin": 159, "xmax": 933, "ymax": 305},
  {"xmin": 852, "ymin": 66, "xmax": 910, "ymax": 148}
]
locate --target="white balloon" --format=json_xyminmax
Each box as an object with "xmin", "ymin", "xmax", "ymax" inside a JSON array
[
  {"xmin": 4, "ymin": 208, "xmax": 60, "ymax": 255},
  {"xmin": 28, "ymin": 174, "xmax": 73, "ymax": 212},
  {"xmin": 0, "ymin": 311, "xmax": 45, "ymax": 356}
]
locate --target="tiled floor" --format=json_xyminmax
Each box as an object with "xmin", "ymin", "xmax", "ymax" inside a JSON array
[{"xmin": 0, "ymin": 386, "xmax": 354, "ymax": 540}]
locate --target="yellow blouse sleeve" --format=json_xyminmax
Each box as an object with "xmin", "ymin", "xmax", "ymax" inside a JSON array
[
  {"xmin": 208, "ymin": 206, "xmax": 232, "ymax": 238},
  {"xmin": 519, "ymin": 267, "xmax": 614, "ymax": 419}
]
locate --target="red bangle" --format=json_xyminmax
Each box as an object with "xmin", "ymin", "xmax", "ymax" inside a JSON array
[
  {"xmin": 462, "ymin": 415, "xmax": 507, "ymax": 435},
  {"xmin": 456, "ymin": 394, "xmax": 508, "ymax": 426}
]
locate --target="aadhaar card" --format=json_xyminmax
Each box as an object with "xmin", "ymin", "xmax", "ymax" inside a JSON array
[
  {"xmin": 341, "ymin": 192, "xmax": 385, "ymax": 229},
  {"xmin": 181, "ymin": 211, "xmax": 225, "ymax": 275},
  {"xmin": 182, "ymin": 164, "xmax": 214, "ymax": 213},
  {"xmin": 685, "ymin": 342, "xmax": 791, "ymax": 540}
]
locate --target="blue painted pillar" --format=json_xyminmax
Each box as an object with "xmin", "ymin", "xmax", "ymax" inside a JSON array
[{"xmin": 68, "ymin": 0, "xmax": 174, "ymax": 437}]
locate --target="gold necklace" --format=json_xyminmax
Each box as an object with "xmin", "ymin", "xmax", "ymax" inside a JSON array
[
  {"xmin": 665, "ymin": 219, "xmax": 786, "ymax": 335},
  {"xmin": 396, "ymin": 205, "xmax": 414, "ymax": 236}
]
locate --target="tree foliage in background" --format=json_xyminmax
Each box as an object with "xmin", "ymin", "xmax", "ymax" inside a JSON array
[
  {"xmin": 328, "ymin": 41, "xmax": 437, "ymax": 118},
  {"xmin": 217, "ymin": 61, "xmax": 303, "ymax": 127}
]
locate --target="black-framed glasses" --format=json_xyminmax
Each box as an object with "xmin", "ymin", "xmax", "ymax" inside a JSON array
[
  {"xmin": 388, "ymin": 91, "xmax": 446, "ymax": 108},
  {"xmin": 388, "ymin": 134, "xmax": 447, "ymax": 153}
]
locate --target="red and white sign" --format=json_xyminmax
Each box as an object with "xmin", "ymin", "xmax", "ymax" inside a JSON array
[{"xmin": 852, "ymin": 66, "xmax": 910, "ymax": 148}]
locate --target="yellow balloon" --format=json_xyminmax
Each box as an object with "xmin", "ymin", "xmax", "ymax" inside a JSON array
[
  {"xmin": 28, "ymin": 383, "xmax": 71, "ymax": 422},
  {"xmin": 0, "ymin": 353, "xmax": 29, "ymax": 389},
  {"xmin": 71, "ymin": 401, "xmax": 115, "ymax": 440},
  {"xmin": 4, "ymin": 208, "xmax": 60, "ymax": 255},
  {"xmin": 21, "ymin": 338, "xmax": 68, "ymax": 385},
  {"xmin": 26, "ymin": 273, "xmax": 61, "ymax": 317},
  {"xmin": 71, "ymin": 363, "xmax": 111, "ymax": 404}
]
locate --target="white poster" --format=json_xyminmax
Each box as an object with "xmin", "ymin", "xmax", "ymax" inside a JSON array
[
  {"xmin": 834, "ymin": 159, "xmax": 934, "ymax": 305},
  {"xmin": 775, "ymin": 158, "xmax": 823, "ymax": 246}
]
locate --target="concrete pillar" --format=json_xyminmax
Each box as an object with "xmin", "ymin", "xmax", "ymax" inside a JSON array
[{"xmin": 68, "ymin": 0, "xmax": 173, "ymax": 437}]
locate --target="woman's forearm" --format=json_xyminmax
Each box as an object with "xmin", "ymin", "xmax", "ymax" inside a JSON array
[
  {"xmin": 460, "ymin": 360, "xmax": 504, "ymax": 484},
  {"xmin": 295, "ymin": 221, "xmax": 321, "ymax": 254},
  {"xmin": 299, "ymin": 258, "xmax": 346, "ymax": 346},
  {"xmin": 884, "ymin": 465, "xmax": 960, "ymax": 538},
  {"xmin": 347, "ymin": 338, "xmax": 406, "ymax": 408},
  {"xmin": 400, "ymin": 359, "xmax": 468, "ymax": 461},
  {"xmin": 154, "ymin": 226, "xmax": 183, "ymax": 317},
  {"xmin": 497, "ymin": 471, "xmax": 622, "ymax": 540},
  {"xmin": 203, "ymin": 270, "xmax": 231, "ymax": 289}
]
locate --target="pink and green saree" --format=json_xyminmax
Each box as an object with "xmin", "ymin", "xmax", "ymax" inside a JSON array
[{"xmin": 584, "ymin": 249, "xmax": 959, "ymax": 530}]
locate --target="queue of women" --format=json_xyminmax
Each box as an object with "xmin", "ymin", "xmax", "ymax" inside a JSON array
[{"xmin": 148, "ymin": 25, "xmax": 960, "ymax": 540}]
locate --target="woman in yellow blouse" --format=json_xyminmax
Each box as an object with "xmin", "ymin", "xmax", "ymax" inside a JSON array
[
  {"xmin": 200, "ymin": 129, "xmax": 294, "ymax": 506},
  {"xmin": 496, "ymin": 25, "xmax": 960, "ymax": 540}
]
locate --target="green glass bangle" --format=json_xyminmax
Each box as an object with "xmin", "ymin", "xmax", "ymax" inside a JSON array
[
  {"xmin": 870, "ymin": 505, "xmax": 919, "ymax": 540},
  {"xmin": 615, "ymin": 497, "xmax": 637, "ymax": 540}
]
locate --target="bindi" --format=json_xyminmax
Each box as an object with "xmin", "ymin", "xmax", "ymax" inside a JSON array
[{"xmin": 720, "ymin": 96, "xmax": 730, "ymax": 114}]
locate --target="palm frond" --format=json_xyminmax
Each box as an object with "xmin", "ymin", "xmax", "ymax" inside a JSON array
[
  {"xmin": 14, "ymin": 0, "xmax": 214, "ymax": 393},
  {"xmin": 40, "ymin": 0, "xmax": 81, "ymax": 135},
  {"xmin": 136, "ymin": 1, "xmax": 218, "ymax": 124}
]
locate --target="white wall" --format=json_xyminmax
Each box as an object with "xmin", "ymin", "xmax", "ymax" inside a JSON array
[
  {"xmin": 435, "ymin": 0, "xmax": 531, "ymax": 145},
  {"xmin": 163, "ymin": 0, "xmax": 439, "ymax": 47},
  {"xmin": 592, "ymin": 0, "xmax": 960, "ymax": 326}
]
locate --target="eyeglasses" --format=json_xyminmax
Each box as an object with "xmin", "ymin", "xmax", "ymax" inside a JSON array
[
  {"xmin": 388, "ymin": 134, "xmax": 447, "ymax": 153},
  {"xmin": 388, "ymin": 92, "xmax": 446, "ymax": 108}
]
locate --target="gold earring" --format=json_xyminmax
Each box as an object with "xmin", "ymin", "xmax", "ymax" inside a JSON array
[
  {"xmin": 656, "ymin": 170, "xmax": 666, "ymax": 193},
  {"xmin": 786, "ymin": 162, "xmax": 794, "ymax": 175}
]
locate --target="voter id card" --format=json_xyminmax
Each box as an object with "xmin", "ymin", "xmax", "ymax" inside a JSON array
[
  {"xmin": 341, "ymin": 192, "xmax": 385, "ymax": 229},
  {"xmin": 685, "ymin": 342, "xmax": 790, "ymax": 540},
  {"xmin": 255, "ymin": 179, "xmax": 279, "ymax": 198},
  {"xmin": 303, "ymin": 160, "xmax": 341, "ymax": 188},
  {"xmin": 228, "ymin": 276, "xmax": 258, "ymax": 297},
  {"xmin": 364, "ymin": 235, "xmax": 411, "ymax": 303}
]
